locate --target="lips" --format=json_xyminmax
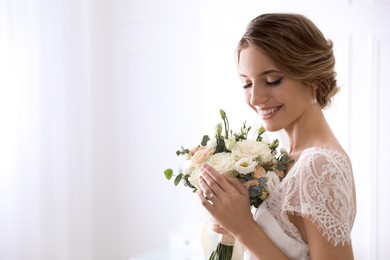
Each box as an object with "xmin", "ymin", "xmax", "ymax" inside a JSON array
[{"xmin": 257, "ymin": 105, "xmax": 282, "ymax": 118}]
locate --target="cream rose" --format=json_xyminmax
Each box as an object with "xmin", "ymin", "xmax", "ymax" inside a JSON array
[
  {"xmin": 206, "ymin": 152, "xmax": 235, "ymax": 174},
  {"xmin": 187, "ymin": 166, "xmax": 201, "ymax": 190},
  {"xmin": 232, "ymin": 139, "xmax": 273, "ymax": 162},
  {"xmin": 233, "ymin": 157, "xmax": 258, "ymax": 174}
]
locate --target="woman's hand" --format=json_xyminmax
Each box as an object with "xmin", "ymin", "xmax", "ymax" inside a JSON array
[
  {"xmin": 198, "ymin": 163, "xmax": 253, "ymax": 236},
  {"xmin": 199, "ymin": 164, "xmax": 289, "ymax": 259},
  {"xmin": 211, "ymin": 223, "xmax": 228, "ymax": 234}
]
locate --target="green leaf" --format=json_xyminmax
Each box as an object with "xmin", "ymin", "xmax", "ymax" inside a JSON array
[
  {"xmin": 174, "ymin": 173, "xmax": 183, "ymax": 186},
  {"xmin": 215, "ymin": 138, "xmax": 227, "ymax": 153},
  {"xmin": 256, "ymin": 125, "xmax": 265, "ymax": 141},
  {"xmin": 164, "ymin": 168, "xmax": 173, "ymax": 180},
  {"xmin": 201, "ymin": 135, "xmax": 210, "ymax": 146},
  {"xmin": 215, "ymin": 123, "xmax": 222, "ymax": 138},
  {"xmin": 183, "ymin": 174, "xmax": 196, "ymax": 189},
  {"xmin": 220, "ymin": 109, "xmax": 229, "ymax": 139},
  {"xmin": 176, "ymin": 146, "xmax": 190, "ymax": 156},
  {"xmin": 269, "ymin": 139, "xmax": 279, "ymax": 152}
]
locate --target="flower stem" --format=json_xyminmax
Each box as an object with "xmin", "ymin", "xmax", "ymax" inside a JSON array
[{"xmin": 208, "ymin": 233, "xmax": 235, "ymax": 260}]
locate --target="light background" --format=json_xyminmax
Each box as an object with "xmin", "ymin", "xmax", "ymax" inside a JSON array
[{"xmin": 0, "ymin": 0, "xmax": 389, "ymax": 259}]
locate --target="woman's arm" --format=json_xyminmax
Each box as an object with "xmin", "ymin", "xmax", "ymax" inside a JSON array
[{"xmin": 303, "ymin": 217, "xmax": 354, "ymax": 260}]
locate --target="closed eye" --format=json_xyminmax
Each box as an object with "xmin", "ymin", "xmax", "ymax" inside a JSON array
[
  {"xmin": 242, "ymin": 83, "xmax": 252, "ymax": 89},
  {"xmin": 266, "ymin": 78, "xmax": 282, "ymax": 87}
]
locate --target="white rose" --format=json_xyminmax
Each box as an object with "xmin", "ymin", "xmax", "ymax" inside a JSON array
[
  {"xmin": 266, "ymin": 171, "xmax": 280, "ymax": 192},
  {"xmin": 233, "ymin": 157, "xmax": 258, "ymax": 174},
  {"xmin": 187, "ymin": 166, "xmax": 201, "ymax": 190},
  {"xmin": 232, "ymin": 139, "xmax": 273, "ymax": 162},
  {"xmin": 206, "ymin": 152, "xmax": 235, "ymax": 174}
]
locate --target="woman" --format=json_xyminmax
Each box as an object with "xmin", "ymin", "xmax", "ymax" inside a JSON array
[{"xmin": 198, "ymin": 13, "xmax": 356, "ymax": 259}]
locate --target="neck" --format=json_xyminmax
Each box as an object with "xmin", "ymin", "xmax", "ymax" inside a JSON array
[{"xmin": 285, "ymin": 106, "xmax": 334, "ymax": 155}]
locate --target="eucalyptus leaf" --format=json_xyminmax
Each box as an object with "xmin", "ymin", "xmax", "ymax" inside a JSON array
[
  {"xmin": 174, "ymin": 173, "xmax": 183, "ymax": 186},
  {"xmin": 201, "ymin": 135, "xmax": 210, "ymax": 146},
  {"xmin": 164, "ymin": 168, "xmax": 173, "ymax": 180}
]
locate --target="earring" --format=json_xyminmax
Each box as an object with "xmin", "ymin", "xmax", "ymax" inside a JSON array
[{"xmin": 312, "ymin": 89, "xmax": 318, "ymax": 105}]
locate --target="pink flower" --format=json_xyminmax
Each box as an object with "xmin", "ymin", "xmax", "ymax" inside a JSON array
[
  {"xmin": 253, "ymin": 166, "xmax": 267, "ymax": 179},
  {"xmin": 244, "ymin": 179, "xmax": 259, "ymax": 189},
  {"xmin": 185, "ymin": 146, "xmax": 200, "ymax": 160},
  {"xmin": 191, "ymin": 145, "xmax": 215, "ymax": 166}
]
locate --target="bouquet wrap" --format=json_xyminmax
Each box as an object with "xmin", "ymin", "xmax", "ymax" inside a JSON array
[
  {"xmin": 202, "ymin": 221, "xmax": 244, "ymax": 260},
  {"xmin": 219, "ymin": 233, "xmax": 235, "ymax": 246}
]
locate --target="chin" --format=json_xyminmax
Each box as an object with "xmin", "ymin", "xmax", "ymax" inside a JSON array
[{"xmin": 263, "ymin": 123, "xmax": 283, "ymax": 132}]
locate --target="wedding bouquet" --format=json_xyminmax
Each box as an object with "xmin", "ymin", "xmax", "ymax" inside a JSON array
[{"xmin": 164, "ymin": 109, "xmax": 292, "ymax": 260}]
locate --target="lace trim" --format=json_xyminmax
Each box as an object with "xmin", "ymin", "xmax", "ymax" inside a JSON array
[{"xmin": 263, "ymin": 147, "xmax": 356, "ymax": 246}]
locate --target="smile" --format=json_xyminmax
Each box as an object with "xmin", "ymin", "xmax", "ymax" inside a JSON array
[
  {"xmin": 258, "ymin": 105, "xmax": 283, "ymax": 119},
  {"xmin": 259, "ymin": 105, "xmax": 282, "ymax": 115}
]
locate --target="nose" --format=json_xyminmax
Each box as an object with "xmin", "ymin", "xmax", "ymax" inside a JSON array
[{"xmin": 250, "ymin": 84, "xmax": 269, "ymax": 107}]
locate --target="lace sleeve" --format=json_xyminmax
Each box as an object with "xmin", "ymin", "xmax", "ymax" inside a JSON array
[{"xmin": 282, "ymin": 149, "xmax": 356, "ymax": 246}]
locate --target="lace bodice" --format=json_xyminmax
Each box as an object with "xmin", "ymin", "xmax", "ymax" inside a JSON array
[{"xmin": 251, "ymin": 147, "xmax": 356, "ymax": 259}]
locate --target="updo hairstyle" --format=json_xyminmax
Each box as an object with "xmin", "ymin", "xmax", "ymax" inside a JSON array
[{"xmin": 237, "ymin": 13, "xmax": 339, "ymax": 108}]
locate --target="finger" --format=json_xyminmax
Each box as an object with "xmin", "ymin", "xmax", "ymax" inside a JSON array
[
  {"xmin": 211, "ymin": 224, "xmax": 227, "ymax": 234},
  {"xmin": 198, "ymin": 190, "xmax": 215, "ymax": 213},
  {"xmin": 198, "ymin": 177, "xmax": 218, "ymax": 200},
  {"xmin": 201, "ymin": 164, "xmax": 231, "ymax": 194},
  {"xmin": 225, "ymin": 176, "xmax": 248, "ymax": 196}
]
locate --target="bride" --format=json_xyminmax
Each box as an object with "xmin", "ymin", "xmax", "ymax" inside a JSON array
[{"xmin": 197, "ymin": 13, "xmax": 356, "ymax": 259}]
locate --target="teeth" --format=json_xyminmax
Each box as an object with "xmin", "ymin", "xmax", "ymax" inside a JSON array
[{"xmin": 259, "ymin": 106, "xmax": 279, "ymax": 116}]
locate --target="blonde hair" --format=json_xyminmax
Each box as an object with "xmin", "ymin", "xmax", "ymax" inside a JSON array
[{"xmin": 237, "ymin": 13, "xmax": 338, "ymax": 108}]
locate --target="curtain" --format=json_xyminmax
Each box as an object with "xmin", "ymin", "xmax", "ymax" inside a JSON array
[
  {"xmin": 0, "ymin": 0, "xmax": 201, "ymax": 259},
  {"xmin": 0, "ymin": 1, "xmax": 93, "ymax": 259}
]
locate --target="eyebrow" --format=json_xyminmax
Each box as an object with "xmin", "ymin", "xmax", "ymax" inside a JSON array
[{"xmin": 239, "ymin": 69, "xmax": 281, "ymax": 78}]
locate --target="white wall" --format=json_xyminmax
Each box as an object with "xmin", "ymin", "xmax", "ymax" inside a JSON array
[{"xmin": 0, "ymin": 0, "xmax": 389, "ymax": 259}]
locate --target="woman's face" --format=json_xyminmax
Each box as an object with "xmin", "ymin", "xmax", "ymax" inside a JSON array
[{"xmin": 238, "ymin": 45, "xmax": 314, "ymax": 132}]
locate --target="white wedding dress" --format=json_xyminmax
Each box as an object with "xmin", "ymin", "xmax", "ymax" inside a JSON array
[{"xmin": 245, "ymin": 147, "xmax": 356, "ymax": 260}]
